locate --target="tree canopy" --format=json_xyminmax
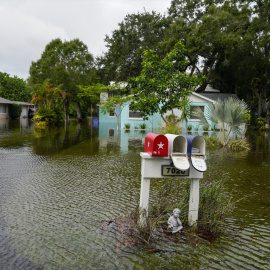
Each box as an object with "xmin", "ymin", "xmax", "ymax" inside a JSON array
[
  {"xmin": 0, "ymin": 72, "xmax": 31, "ymax": 102},
  {"xmin": 29, "ymin": 38, "xmax": 98, "ymax": 121},
  {"xmin": 96, "ymin": 11, "xmax": 170, "ymax": 84},
  {"xmin": 129, "ymin": 42, "xmax": 201, "ymax": 122},
  {"xmin": 163, "ymin": 0, "xmax": 269, "ymax": 120}
]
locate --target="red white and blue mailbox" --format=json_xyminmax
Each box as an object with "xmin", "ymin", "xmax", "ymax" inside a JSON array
[
  {"xmin": 144, "ymin": 133, "xmax": 168, "ymax": 157},
  {"xmin": 183, "ymin": 135, "xmax": 207, "ymax": 172},
  {"xmin": 140, "ymin": 133, "xmax": 206, "ymax": 227}
]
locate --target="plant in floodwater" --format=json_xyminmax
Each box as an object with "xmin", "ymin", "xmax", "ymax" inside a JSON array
[
  {"xmin": 124, "ymin": 123, "xmax": 130, "ymax": 130},
  {"xmin": 128, "ymin": 178, "xmax": 235, "ymax": 244},
  {"xmin": 139, "ymin": 123, "xmax": 147, "ymax": 130},
  {"xmin": 157, "ymin": 120, "xmax": 182, "ymax": 135},
  {"xmin": 187, "ymin": 124, "xmax": 193, "ymax": 132},
  {"xmin": 198, "ymin": 180, "xmax": 235, "ymax": 237},
  {"xmin": 203, "ymin": 124, "xmax": 209, "ymax": 131},
  {"xmin": 192, "ymin": 97, "xmax": 248, "ymax": 146},
  {"xmin": 31, "ymin": 79, "xmax": 66, "ymax": 127},
  {"xmin": 204, "ymin": 136, "xmax": 220, "ymax": 148},
  {"xmin": 227, "ymin": 138, "xmax": 250, "ymax": 151}
]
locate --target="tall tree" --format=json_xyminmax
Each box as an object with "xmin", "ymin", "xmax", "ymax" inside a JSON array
[
  {"xmin": 29, "ymin": 38, "xmax": 97, "ymax": 123},
  {"xmin": 165, "ymin": 0, "xmax": 251, "ymax": 91},
  {"xmin": 129, "ymin": 42, "xmax": 201, "ymax": 122},
  {"xmin": 0, "ymin": 72, "xmax": 31, "ymax": 102},
  {"xmin": 96, "ymin": 11, "xmax": 170, "ymax": 84}
]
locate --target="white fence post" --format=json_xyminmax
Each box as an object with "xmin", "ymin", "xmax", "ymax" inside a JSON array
[
  {"xmin": 139, "ymin": 176, "xmax": 150, "ymax": 225},
  {"xmin": 188, "ymin": 178, "xmax": 200, "ymax": 226}
]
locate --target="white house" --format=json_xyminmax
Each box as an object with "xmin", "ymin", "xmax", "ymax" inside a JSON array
[{"xmin": 0, "ymin": 97, "xmax": 31, "ymax": 119}]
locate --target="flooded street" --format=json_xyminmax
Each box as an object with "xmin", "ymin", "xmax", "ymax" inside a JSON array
[{"xmin": 0, "ymin": 119, "xmax": 269, "ymax": 269}]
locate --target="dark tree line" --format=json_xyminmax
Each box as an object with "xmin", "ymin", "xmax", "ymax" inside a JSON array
[{"xmin": 97, "ymin": 0, "xmax": 270, "ymax": 122}]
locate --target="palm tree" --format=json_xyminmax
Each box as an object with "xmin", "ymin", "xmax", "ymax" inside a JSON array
[{"xmin": 193, "ymin": 97, "xmax": 248, "ymax": 146}]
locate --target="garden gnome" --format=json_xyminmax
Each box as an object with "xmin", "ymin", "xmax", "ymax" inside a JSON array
[{"xmin": 167, "ymin": 208, "xmax": 183, "ymax": 233}]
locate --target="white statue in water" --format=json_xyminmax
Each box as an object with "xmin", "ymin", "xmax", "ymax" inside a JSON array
[{"xmin": 167, "ymin": 208, "xmax": 183, "ymax": 233}]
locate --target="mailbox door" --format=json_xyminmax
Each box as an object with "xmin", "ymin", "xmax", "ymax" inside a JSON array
[
  {"xmin": 191, "ymin": 156, "xmax": 207, "ymax": 172},
  {"xmin": 144, "ymin": 133, "xmax": 168, "ymax": 156},
  {"xmin": 184, "ymin": 135, "xmax": 207, "ymax": 172},
  {"xmin": 166, "ymin": 134, "xmax": 190, "ymax": 170},
  {"xmin": 152, "ymin": 135, "xmax": 168, "ymax": 156},
  {"xmin": 171, "ymin": 153, "xmax": 190, "ymax": 171}
]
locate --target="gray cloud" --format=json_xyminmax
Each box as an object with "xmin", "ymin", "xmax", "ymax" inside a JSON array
[{"xmin": 0, "ymin": 0, "xmax": 170, "ymax": 79}]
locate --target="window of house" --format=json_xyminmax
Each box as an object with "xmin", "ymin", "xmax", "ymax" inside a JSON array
[
  {"xmin": 129, "ymin": 107, "xmax": 143, "ymax": 119},
  {"xmin": 190, "ymin": 106, "xmax": 204, "ymax": 120},
  {"xmin": 0, "ymin": 104, "xmax": 7, "ymax": 113},
  {"xmin": 108, "ymin": 128, "xmax": 115, "ymax": 137},
  {"xmin": 108, "ymin": 92, "xmax": 114, "ymax": 98},
  {"xmin": 109, "ymin": 109, "xmax": 115, "ymax": 117}
]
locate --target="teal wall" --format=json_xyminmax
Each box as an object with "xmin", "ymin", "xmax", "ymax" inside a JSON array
[
  {"xmin": 99, "ymin": 102, "xmax": 162, "ymax": 131},
  {"xmin": 99, "ymin": 100, "xmax": 215, "ymax": 133},
  {"xmin": 120, "ymin": 103, "xmax": 161, "ymax": 130}
]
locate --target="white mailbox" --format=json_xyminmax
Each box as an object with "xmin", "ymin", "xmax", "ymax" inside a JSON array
[
  {"xmin": 165, "ymin": 134, "xmax": 190, "ymax": 171},
  {"xmin": 184, "ymin": 135, "xmax": 207, "ymax": 172}
]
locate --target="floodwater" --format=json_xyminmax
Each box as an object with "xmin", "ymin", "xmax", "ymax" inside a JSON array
[{"xmin": 0, "ymin": 119, "xmax": 269, "ymax": 270}]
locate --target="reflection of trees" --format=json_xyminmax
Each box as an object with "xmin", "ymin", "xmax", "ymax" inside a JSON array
[{"xmin": 32, "ymin": 121, "xmax": 97, "ymax": 156}]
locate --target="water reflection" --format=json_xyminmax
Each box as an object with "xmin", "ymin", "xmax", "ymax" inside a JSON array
[{"xmin": 0, "ymin": 120, "xmax": 270, "ymax": 269}]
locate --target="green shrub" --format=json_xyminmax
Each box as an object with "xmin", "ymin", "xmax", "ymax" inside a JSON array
[
  {"xmin": 157, "ymin": 120, "xmax": 182, "ymax": 135},
  {"xmin": 9, "ymin": 103, "xmax": 22, "ymax": 119},
  {"xmin": 187, "ymin": 124, "xmax": 192, "ymax": 131},
  {"xmin": 139, "ymin": 123, "xmax": 147, "ymax": 129},
  {"xmin": 124, "ymin": 123, "xmax": 130, "ymax": 130},
  {"xmin": 227, "ymin": 138, "xmax": 250, "ymax": 151},
  {"xmin": 33, "ymin": 107, "xmax": 63, "ymax": 128},
  {"xmin": 203, "ymin": 124, "xmax": 209, "ymax": 131},
  {"xmin": 204, "ymin": 136, "xmax": 220, "ymax": 148}
]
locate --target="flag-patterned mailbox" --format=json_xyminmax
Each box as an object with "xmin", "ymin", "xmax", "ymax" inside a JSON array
[
  {"xmin": 144, "ymin": 133, "xmax": 168, "ymax": 157},
  {"xmin": 184, "ymin": 135, "xmax": 207, "ymax": 172}
]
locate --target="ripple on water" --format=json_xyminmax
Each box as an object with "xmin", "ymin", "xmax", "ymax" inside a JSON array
[
  {"xmin": 2, "ymin": 145, "xmax": 270, "ymax": 270},
  {"xmin": 3, "ymin": 151, "xmax": 143, "ymax": 269}
]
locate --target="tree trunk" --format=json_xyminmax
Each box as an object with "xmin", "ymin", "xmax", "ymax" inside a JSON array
[
  {"xmin": 251, "ymin": 88, "xmax": 263, "ymax": 117},
  {"xmin": 64, "ymin": 98, "xmax": 69, "ymax": 128},
  {"xmin": 75, "ymin": 101, "xmax": 82, "ymax": 121}
]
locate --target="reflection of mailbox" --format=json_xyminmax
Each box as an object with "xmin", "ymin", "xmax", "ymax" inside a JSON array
[
  {"xmin": 165, "ymin": 134, "xmax": 190, "ymax": 171},
  {"xmin": 144, "ymin": 133, "xmax": 168, "ymax": 156},
  {"xmin": 184, "ymin": 135, "xmax": 207, "ymax": 172}
]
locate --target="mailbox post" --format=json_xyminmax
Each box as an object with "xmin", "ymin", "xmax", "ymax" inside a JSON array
[{"xmin": 139, "ymin": 133, "xmax": 206, "ymax": 227}]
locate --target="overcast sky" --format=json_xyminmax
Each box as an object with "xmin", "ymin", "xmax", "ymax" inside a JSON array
[{"xmin": 0, "ymin": 0, "xmax": 171, "ymax": 80}]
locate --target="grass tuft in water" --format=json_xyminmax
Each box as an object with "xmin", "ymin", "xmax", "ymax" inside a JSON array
[
  {"xmin": 227, "ymin": 138, "xmax": 250, "ymax": 151},
  {"xmin": 127, "ymin": 179, "xmax": 235, "ymax": 245}
]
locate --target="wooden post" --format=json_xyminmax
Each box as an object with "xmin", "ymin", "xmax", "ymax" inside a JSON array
[
  {"xmin": 139, "ymin": 152, "xmax": 203, "ymax": 227},
  {"xmin": 188, "ymin": 178, "xmax": 200, "ymax": 226},
  {"xmin": 139, "ymin": 176, "xmax": 150, "ymax": 225}
]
